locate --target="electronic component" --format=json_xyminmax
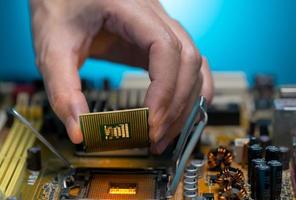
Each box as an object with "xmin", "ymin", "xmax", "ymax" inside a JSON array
[
  {"xmin": 207, "ymin": 103, "xmax": 240, "ymax": 126},
  {"xmin": 234, "ymin": 138, "xmax": 249, "ymax": 163},
  {"xmin": 259, "ymin": 121, "xmax": 270, "ymax": 136},
  {"xmin": 265, "ymin": 145, "xmax": 280, "ymax": 162},
  {"xmin": 247, "ymin": 144, "xmax": 263, "ymax": 183},
  {"xmin": 247, "ymin": 121, "xmax": 256, "ymax": 136},
  {"xmin": 79, "ymin": 108, "xmax": 149, "ymax": 152},
  {"xmin": 250, "ymin": 158, "xmax": 266, "ymax": 199},
  {"xmin": 273, "ymin": 97, "xmax": 296, "ymax": 149},
  {"xmin": 0, "ymin": 93, "xmax": 43, "ymax": 198},
  {"xmin": 184, "ymin": 171, "xmax": 197, "ymax": 179},
  {"xmin": 203, "ymin": 192, "xmax": 214, "ymax": 200},
  {"xmin": 254, "ymin": 164, "xmax": 271, "ymax": 200},
  {"xmin": 59, "ymin": 169, "xmax": 168, "ymax": 200},
  {"xmin": 108, "ymin": 183, "xmax": 137, "ymax": 195},
  {"xmin": 184, "ymin": 162, "xmax": 199, "ymax": 196},
  {"xmin": 208, "ymin": 146, "xmax": 233, "ymax": 170},
  {"xmin": 267, "ymin": 160, "xmax": 282, "ymax": 200},
  {"xmin": 190, "ymin": 159, "xmax": 205, "ymax": 178},
  {"xmin": 259, "ymin": 135, "xmax": 272, "ymax": 149},
  {"xmin": 249, "ymin": 136, "xmax": 258, "ymax": 145},
  {"xmin": 215, "ymin": 167, "xmax": 245, "ymax": 194},
  {"xmin": 218, "ymin": 185, "xmax": 248, "ymax": 200},
  {"xmin": 279, "ymin": 85, "xmax": 296, "ymax": 98},
  {"xmin": 26, "ymin": 147, "xmax": 42, "ymax": 171},
  {"xmin": 184, "ymin": 177, "xmax": 197, "ymax": 185},
  {"xmin": 279, "ymin": 146, "xmax": 290, "ymax": 170},
  {"xmin": 183, "ymin": 183, "xmax": 197, "ymax": 191},
  {"xmin": 184, "ymin": 190, "xmax": 197, "ymax": 199}
]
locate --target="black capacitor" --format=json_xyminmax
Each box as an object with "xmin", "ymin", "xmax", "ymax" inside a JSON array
[
  {"xmin": 255, "ymin": 164, "xmax": 271, "ymax": 200},
  {"xmin": 248, "ymin": 144, "xmax": 264, "ymax": 183},
  {"xmin": 259, "ymin": 123, "xmax": 269, "ymax": 136},
  {"xmin": 249, "ymin": 136, "xmax": 258, "ymax": 146},
  {"xmin": 265, "ymin": 146, "xmax": 280, "ymax": 162},
  {"xmin": 26, "ymin": 147, "xmax": 41, "ymax": 171},
  {"xmin": 248, "ymin": 121, "xmax": 256, "ymax": 136},
  {"xmin": 267, "ymin": 160, "xmax": 283, "ymax": 200},
  {"xmin": 202, "ymin": 193, "xmax": 214, "ymax": 200},
  {"xmin": 250, "ymin": 158, "xmax": 266, "ymax": 199},
  {"xmin": 259, "ymin": 135, "xmax": 272, "ymax": 149},
  {"xmin": 279, "ymin": 146, "xmax": 290, "ymax": 170}
]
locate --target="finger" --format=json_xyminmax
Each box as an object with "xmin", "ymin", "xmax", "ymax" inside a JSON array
[
  {"xmin": 90, "ymin": 30, "xmax": 149, "ymax": 68},
  {"xmin": 146, "ymin": 17, "xmax": 203, "ymax": 143},
  {"xmin": 200, "ymin": 57, "xmax": 214, "ymax": 103},
  {"xmin": 36, "ymin": 29, "xmax": 90, "ymax": 144},
  {"xmin": 150, "ymin": 76, "xmax": 201, "ymax": 154},
  {"xmin": 151, "ymin": 57, "xmax": 212, "ymax": 154},
  {"xmin": 100, "ymin": 2, "xmax": 183, "ymax": 143}
]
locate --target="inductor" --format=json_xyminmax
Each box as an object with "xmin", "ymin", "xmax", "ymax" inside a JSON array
[{"xmin": 208, "ymin": 146, "xmax": 233, "ymax": 170}]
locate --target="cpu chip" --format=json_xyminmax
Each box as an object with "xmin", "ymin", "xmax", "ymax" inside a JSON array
[{"xmin": 79, "ymin": 108, "xmax": 149, "ymax": 152}]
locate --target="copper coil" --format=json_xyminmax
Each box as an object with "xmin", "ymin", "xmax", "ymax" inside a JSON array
[
  {"xmin": 237, "ymin": 187, "xmax": 248, "ymax": 199},
  {"xmin": 218, "ymin": 187, "xmax": 248, "ymax": 200},
  {"xmin": 229, "ymin": 168, "xmax": 244, "ymax": 185},
  {"xmin": 218, "ymin": 195, "xmax": 228, "ymax": 200},
  {"xmin": 207, "ymin": 146, "xmax": 233, "ymax": 170},
  {"xmin": 216, "ymin": 167, "xmax": 248, "ymax": 200}
]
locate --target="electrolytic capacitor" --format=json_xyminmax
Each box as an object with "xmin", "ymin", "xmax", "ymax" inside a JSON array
[
  {"xmin": 183, "ymin": 183, "xmax": 197, "ymax": 191},
  {"xmin": 250, "ymin": 158, "xmax": 266, "ymax": 199},
  {"xmin": 267, "ymin": 160, "xmax": 282, "ymax": 200},
  {"xmin": 265, "ymin": 146, "xmax": 280, "ymax": 162},
  {"xmin": 184, "ymin": 171, "xmax": 197, "ymax": 179},
  {"xmin": 248, "ymin": 144, "xmax": 263, "ymax": 183},
  {"xmin": 255, "ymin": 164, "xmax": 271, "ymax": 200},
  {"xmin": 183, "ymin": 190, "xmax": 197, "ymax": 200},
  {"xmin": 259, "ymin": 123, "xmax": 269, "ymax": 136},
  {"xmin": 26, "ymin": 146, "xmax": 42, "ymax": 171},
  {"xmin": 259, "ymin": 135, "xmax": 272, "ymax": 149},
  {"xmin": 249, "ymin": 136, "xmax": 258, "ymax": 146},
  {"xmin": 248, "ymin": 121, "xmax": 256, "ymax": 136},
  {"xmin": 279, "ymin": 146, "xmax": 290, "ymax": 170},
  {"xmin": 184, "ymin": 177, "xmax": 197, "ymax": 185},
  {"xmin": 191, "ymin": 159, "xmax": 205, "ymax": 178},
  {"xmin": 185, "ymin": 165, "xmax": 198, "ymax": 173}
]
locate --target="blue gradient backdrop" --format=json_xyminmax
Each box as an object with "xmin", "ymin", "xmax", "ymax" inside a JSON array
[{"xmin": 0, "ymin": 0, "xmax": 295, "ymax": 88}]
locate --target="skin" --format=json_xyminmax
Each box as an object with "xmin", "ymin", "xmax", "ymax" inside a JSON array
[{"xmin": 30, "ymin": 0, "xmax": 214, "ymax": 154}]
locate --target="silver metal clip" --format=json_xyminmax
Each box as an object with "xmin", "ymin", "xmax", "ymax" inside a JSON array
[
  {"xmin": 10, "ymin": 108, "xmax": 72, "ymax": 168},
  {"xmin": 167, "ymin": 96, "xmax": 208, "ymax": 197}
]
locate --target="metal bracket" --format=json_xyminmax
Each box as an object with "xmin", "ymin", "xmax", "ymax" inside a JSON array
[
  {"xmin": 10, "ymin": 108, "xmax": 72, "ymax": 168},
  {"xmin": 166, "ymin": 96, "xmax": 208, "ymax": 197}
]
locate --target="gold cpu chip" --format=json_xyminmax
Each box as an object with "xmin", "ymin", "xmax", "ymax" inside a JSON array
[{"xmin": 79, "ymin": 108, "xmax": 149, "ymax": 152}]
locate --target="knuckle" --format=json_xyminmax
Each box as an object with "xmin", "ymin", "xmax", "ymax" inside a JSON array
[
  {"xmin": 182, "ymin": 45, "xmax": 200, "ymax": 66},
  {"xmin": 182, "ymin": 45, "xmax": 202, "ymax": 75},
  {"xmin": 161, "ymin": 32, "xmax": 182, "ymax": 53},
  {"xmin": 171, "ymin": 19, "xmax": 182, "ymax": 27}
]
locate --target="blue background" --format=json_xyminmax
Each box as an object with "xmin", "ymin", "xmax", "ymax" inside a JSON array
[{"xmin": 1, "ymin": 0, "xmax": 295, "ymax": 88}]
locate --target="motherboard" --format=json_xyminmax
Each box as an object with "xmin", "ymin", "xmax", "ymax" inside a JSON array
[{"xmin": 0, "ymin": 73, "xmax": 295, "ymax": 200}]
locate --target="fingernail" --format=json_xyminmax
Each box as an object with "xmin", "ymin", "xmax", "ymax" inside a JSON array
[
  {"xmin": 65, "ymin": 103, "xmax": 88, "ymax": 144},
  {"xmin": 65, "ymin": 116, "xmax": 83, "ymax": 144}
]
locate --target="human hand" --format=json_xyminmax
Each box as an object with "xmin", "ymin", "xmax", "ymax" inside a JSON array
[{"xmin": 30, "ymin": 0, "xmax": 213, "ymax": 153}]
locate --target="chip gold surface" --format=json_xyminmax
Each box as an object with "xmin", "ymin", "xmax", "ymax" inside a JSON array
[{"xmin": 79, "ymin": 108, "xmax": 149, "ymax": 152}]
